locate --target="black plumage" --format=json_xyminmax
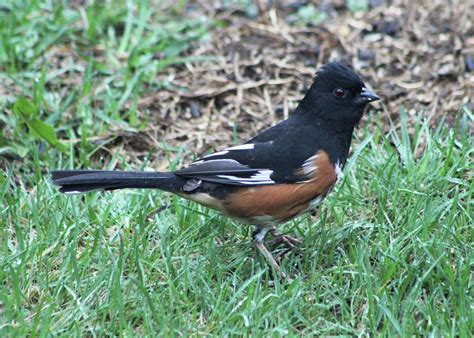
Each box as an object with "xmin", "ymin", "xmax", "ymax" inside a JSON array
[{"xmin": 52, "ymin": 62, "xmax": 379, "ymax": 278}]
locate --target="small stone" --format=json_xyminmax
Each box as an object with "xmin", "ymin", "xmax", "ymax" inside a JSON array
[
  {"xmin": 358, "ymin": 48, "xmax": 375, "ymax": 61},
  {"xmin": 275, "ymin": 105, "xmax": 284, "ymax": 118},
  {"xmin": 438, "ymin": 63, "xmax": 456, "ymax": 77},
  {"xmin": 363, "ymin": 33, "xmax": 383, "ymax": 43},
  {"xmin": 376, "ymin": 19, "xmax": 400, "ymax": 36},
  {"xmin": 190, "ymin": 101, "xmax": 201, "ymax": 118},
  {"xmin": 465, "ymin": 55, "xmax": 474, "ymax": 72}
]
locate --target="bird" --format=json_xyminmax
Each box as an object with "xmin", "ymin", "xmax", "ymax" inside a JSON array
[{"xmin": 52, "ymin": 62, "xmax": 380, "ymax": 278}]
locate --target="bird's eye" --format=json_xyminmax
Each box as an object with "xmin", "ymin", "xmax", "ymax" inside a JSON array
[{"xmin": 333, "ymin": 87, "xmax": 347, "ymax": 98}]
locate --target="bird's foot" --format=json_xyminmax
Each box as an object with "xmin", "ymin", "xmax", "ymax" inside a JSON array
[
  {"xmin": 253, "ymin": 240, "xmax": 289, "ymax": 279},
  {"xmin": 269, "ymin": 231, "xmax": 303, "ymax": 262},
  {"xmin": 252, "ymin": 227, "xmax": 289, "ymax": 280},
  {"xmin": 269, "ymin": 231, "xmax": 303, "ymax": 249}
]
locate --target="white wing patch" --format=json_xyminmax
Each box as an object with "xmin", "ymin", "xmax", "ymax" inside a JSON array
[
  {"xmin": 191, "ymin": 158, "xmax": 243, "ymax": 167},
  {"xmin": 185, "ymin": 142, "xmax": 277, "ymax": 185},
  {"xmin": 225, "ymin": 143, "xmax": 255, "ymax": 150},
  {"xmin": 202, "ymin": 150, "xmax": 229, "ymax": 158},
  {"xmin": 217, "ymin": 169, "xmax": 274, "ymax": 185},
  {"xmin": 201, "ymin": 143, "xmax": 255, "ymax": 160},
  {"xmin": 225, "ymin": 144, "xmax": 254, "ymax": 150}
]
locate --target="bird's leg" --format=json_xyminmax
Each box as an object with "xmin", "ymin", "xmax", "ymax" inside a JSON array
[
  {"xmin": 252, "ymin": 226, "xmax": 287, "ymax": 279},
  {"xmin": 269, "ymin": 228, "xmax": 303, "ymax": 248}
]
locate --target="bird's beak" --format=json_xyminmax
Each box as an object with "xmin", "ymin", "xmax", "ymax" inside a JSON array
[{"xmin": 360, "ymin": 87, "xmax": 380, "ymax": 102}]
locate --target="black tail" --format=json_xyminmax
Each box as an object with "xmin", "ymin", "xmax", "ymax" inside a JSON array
[{"xmin": 51, "ymin": 170, "xmax": 186, "ymax": 194}]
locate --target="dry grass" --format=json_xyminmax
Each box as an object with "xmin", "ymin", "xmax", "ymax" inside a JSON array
[{"xmin": 137, "ymin": 0, "xmax": 473, "ymax": 160}]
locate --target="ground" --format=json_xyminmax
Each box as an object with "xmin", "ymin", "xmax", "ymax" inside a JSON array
[{"xmin": 0, "ymin": 1, "xmax": 472, "ymax": 336}]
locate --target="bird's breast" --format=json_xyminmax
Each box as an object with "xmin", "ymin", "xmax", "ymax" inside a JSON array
[{"xmin": 223, "ymin": 150, "xmax": 338, "ymax": 225}]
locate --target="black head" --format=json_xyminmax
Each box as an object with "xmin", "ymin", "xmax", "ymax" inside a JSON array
[{"xmin": 300, "ymin": 62, "xmax": 379, "ymax": 130}]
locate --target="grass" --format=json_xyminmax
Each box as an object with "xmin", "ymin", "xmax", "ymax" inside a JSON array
[{"xmin": 1, "ymin": 1, "xmax": 473, "ymax": 336}]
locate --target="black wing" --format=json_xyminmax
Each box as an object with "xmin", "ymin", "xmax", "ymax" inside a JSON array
[
  {"xmin": 174, "ymin": 142, "xmax": 278, "ymax": 186},
  {"xmin": 174, "ymin": 131, "xmax": 322, "ymax": 186}
]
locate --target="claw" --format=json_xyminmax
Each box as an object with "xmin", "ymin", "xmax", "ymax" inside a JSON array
[
  {"xmin": 253, "ymin": 240, "xmax": 288, "ymax": 279},
  {"xmin": 251, "ymin": 227, "xmax": 303, "ymax": 280},
  {"xmin": 252, "ymin": 226, "xmax": 289, "ymax": 279},
  {"xmin": 269, "ymin": 232, "xmax": 303, "ymax": 248}
]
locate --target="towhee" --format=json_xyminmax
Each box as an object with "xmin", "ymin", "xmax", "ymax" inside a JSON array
[{"xmin": 52, "ymin": 62, "xmax": 379, "ymax": 278}]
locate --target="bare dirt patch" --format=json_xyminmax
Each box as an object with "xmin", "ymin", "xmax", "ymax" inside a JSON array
[{"xmin": 137, "ymin": 0, "xmax": 472, "ymax": 165}]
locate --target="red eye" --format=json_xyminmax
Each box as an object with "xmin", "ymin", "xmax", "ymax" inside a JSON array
[{"xmin": 334, "ymin": 87, "xmax": 347, "ymax": 98}]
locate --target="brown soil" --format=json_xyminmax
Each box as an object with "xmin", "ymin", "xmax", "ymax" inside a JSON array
[{"xmin": 133, "ymin": 0, "xmax": 473, "ymax": 166}]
